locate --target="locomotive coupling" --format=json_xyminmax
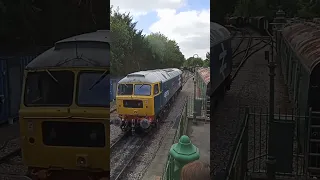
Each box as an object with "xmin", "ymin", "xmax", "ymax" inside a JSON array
[
  {"xmin": 140, "ymin": 118, "xmax": 150, "ymax": 129},
  {"xmin": 112, "ymin": 117, "xmax": 122, "ymax": 126}
]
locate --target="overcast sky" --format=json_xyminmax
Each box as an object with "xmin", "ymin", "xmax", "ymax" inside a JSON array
[{"xmin": 110, "ymin": 0, "xmax": 210, "ymax": 59}]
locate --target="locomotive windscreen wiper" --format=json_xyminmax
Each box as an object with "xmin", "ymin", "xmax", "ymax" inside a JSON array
[
  {"xmin": 118, "ymin": 84, "xmax": 131, "ymax": 95},
  {"xmin": 138, "ymin": 84, "xmax": 146, "ymax": 90},
  {"xmin": 45, "ymin": 70, "xmax": 60, "ymax": 84},
  {"xmin": 89, "ymin": 70, "xmax": 109, "ymax": 90}
]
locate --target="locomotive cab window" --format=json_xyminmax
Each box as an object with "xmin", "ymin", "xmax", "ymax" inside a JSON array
[
  {"xmin": 77, "ymin": 71, "xmax": 109, "ymax": 107},
  {"xmin": 118, "ymin": 84, "xmax": 133, "ymax": 95},
  {"xmin": 154, "ymin": 84, "xmax": 159, "ymax": 95},
  {"xmin": 24, "ymin": 71, "xmax": 74, "ymax": 106},
  {"xmin": 134, "ymin": 84, "xmax": 151, "ymax": 96}
]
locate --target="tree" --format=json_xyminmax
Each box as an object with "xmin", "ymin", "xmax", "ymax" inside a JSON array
[
  {"xmin": 203, "ymin": 52, "xmax": 210, "ymax": 67},
  {"xmin": 111, "ymin": 7, "xmax": 186, "ymax": 77},
  {"xmin": 184, "ymin": 57, "xmax": 204, "ymax": 67}
]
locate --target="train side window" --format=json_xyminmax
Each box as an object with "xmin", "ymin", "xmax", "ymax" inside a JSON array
[{"xmin": 154, "ymin": 84, "xmax": 159, "ymax": 95}]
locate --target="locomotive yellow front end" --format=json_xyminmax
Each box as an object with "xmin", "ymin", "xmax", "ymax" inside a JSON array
[
  {"xmin": 113, "ymin": 81, "xmax": 159, "ymax": 134},
  {"xmin": 20, "ymin": 68, "xmax": 109, "ymax": 180},
  {"xmin": 19, "ymin": 30, "xmax": 110, "ymax": 180},
  {"xmin": 113, "ymin": 69, "xmax": 182, "ymax": 135}
]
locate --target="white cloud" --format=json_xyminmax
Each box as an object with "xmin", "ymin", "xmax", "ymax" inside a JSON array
[
  {"xmin": 110, "ymin": 0, "xmax": 210, "ymax": 59},
  {"xmin": 110, "ymin": 0, "xmax": 186, "ymax": 18},
  {"xmin": 150, "ymin": 9, "xmax": 210, "ymax": 59}
]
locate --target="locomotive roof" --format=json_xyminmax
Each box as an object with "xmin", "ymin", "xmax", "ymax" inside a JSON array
[
  {"xmin": 197, "ymin": 67, "xmax": 210, "ymax": 85},
  {"xmin": 118, "ymin": 68, "xmax": 182, "ymax": 84},
  {"xmin": 211, "ymin": 22, "xmax": 231, "ymax": 47},
  {"xmin": 26, "ymin": 30, "xmax": 111, "ymax": 69},
  {"xmin": 282, "ymin": 22, "xmax": 320, "ymax": 73}
]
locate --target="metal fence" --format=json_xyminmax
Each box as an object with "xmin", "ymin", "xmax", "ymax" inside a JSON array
[
  {"xmin": 221, "ymin": 107, "xmax": 310, "ymax": 180},
  {"xmin": 110, "ymin": 77, "xmax": 123, "ymax": 102},
  {"xmin": 0, "ymin": 55, "xmax": 37, "ymax": 122},
  {"xmin": 163, "ymin": 98, "xmax": 189, "ymax": 180},
  {"xmin": 0, "ymin": 46, "xmax": 50, "ymax": 122},
  {"xmin": 186, "ymin": 94, "xmax": 209, "ymax": 121}
]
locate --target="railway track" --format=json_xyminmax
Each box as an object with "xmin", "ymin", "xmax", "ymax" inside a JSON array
[
  {"xmin": 110, "ymin": 135, "xmax": 145, "ymax": 180},
  {"xmin": 0, "ymin": 148, "xmax": 21, "ymax": 163},
  {"xmin": 0, "ymin": 137, "xmax": 28, "ymax": 179},
  {"xmin": 230, "ymin": 27, "xmax": 272, "ymax": 82},
  {"xmin": 0, "ymin": 173, "xmax": 31, "ymax": 180},
  {"xmin": 211, "ymin": 27, "xmax": 277, "ymax": 174},
  {"xmin": 0, "ymin": 138, "xmax": 22, "ymax": 163}
]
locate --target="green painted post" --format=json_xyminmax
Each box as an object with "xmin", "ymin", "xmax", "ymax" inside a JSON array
[
  {"xmin": 184, "ymin": 100, "xmax": 188, "ymax": 133},
  {"xmin": 193, "ymin": 69, "xmax": 197, "ymax": 125},
  {"xmin": 179, "ymin": 115, "xmax": 183, "ymax": 138},
  {"xmin": 169, "ymin": 135, "xmax": 200, "ymax": 180}
]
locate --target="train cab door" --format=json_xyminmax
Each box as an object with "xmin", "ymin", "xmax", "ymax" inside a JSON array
[{"xmin": 154, "ymin": 83, "xmax": 162, "ymax": 117}]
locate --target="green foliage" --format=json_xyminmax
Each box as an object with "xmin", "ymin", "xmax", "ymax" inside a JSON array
[
  {"xmin": 111, "ymin": 7, "xmax": 185, "ymax": 77},
  {"xmin": 182, "ymin": 52, "xmax": 209, "ymax": 68},
  {"xmin": 184, "ymin": 57, "xmax": 204, "ymax": 67},
  {"xmin": 203, "ymin": 52, "xmax": 210, "ymax": 68}
]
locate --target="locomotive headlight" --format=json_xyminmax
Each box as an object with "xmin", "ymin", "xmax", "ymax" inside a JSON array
[
  {"xmin": 77, "ymin": 157, "xmax": 86, "ymax": 165},
  {"xmin": 76, "ymin": 155, "xmax": 88, "ymax": 167},
  {"xmin": 140, "ymin": 118, "xmax": 150, "ymax": 129},
  {"xmin": 112, "ymin": 117, "xmax": 122, "ymax": 126}
]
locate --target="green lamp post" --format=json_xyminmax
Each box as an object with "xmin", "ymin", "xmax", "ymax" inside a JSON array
[{"xmin": 169, "ymin": 135, "xmax": 200, "ymax": 180}]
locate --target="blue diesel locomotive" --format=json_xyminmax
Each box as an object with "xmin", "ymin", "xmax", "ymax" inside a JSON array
[{"xmin": 112, "ymin": 68, "xmax": 183, "ymax": 134}]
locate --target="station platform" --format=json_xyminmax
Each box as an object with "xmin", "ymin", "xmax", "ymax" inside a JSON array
[
  {"xmin": 188, "ymin": 121, "xmax": 210, "ymax": 165},
  {"xmin": 141, "ymin": 128, "xmax": 176, "ymax": 180}
]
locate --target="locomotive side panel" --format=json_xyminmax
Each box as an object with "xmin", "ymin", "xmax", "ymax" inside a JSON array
[{"xmin": 160, "ymin": 74, "xmax": 181, "ymax": 107}]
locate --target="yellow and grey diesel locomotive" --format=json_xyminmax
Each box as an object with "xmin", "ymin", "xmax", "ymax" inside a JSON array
[
  {"xmin": 112, "ymin": 68, "xmax": 183, "ymax": 135},
  {"xmin": 19, "ymin": 30, "xmax": 110, "ymax": 180}
]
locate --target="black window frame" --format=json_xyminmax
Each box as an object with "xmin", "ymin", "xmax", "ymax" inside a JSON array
[
  {"xmin": 134, "ymin": 84, "xmax": 151, "ymax": 96},
  {"xmin": 23, "ymin": 70, "xmax": 75, "ymax": 107},
  {"xmin": 76, "ymin": 70, "xmax": 109, "ymax": 108},
  {"xmin": 154, "ymin": 84, "xmax": 159, "ymax": 95},
  {"xmin": 117, "ymin": 83, "xmax": 134, "ymax": 96}
]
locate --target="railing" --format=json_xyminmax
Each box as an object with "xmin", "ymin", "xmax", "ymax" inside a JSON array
[
  {"xmin": 175, "ymin": 98, "xmax": 189, "ymax": 143},
  {"xmin": 187, "ymin": 95, "xmax": 209, "ymax": 120},
  {"xmin": 223, "ymin": 107, "xmax": 249, "ymax": 180},
  {"xmin": 218, "ymin": 107, "xmax": 309, "ymax": 180},
  {"xmin": 163, "ymin": 98, "xmax": 189, "ymax": 180}
]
